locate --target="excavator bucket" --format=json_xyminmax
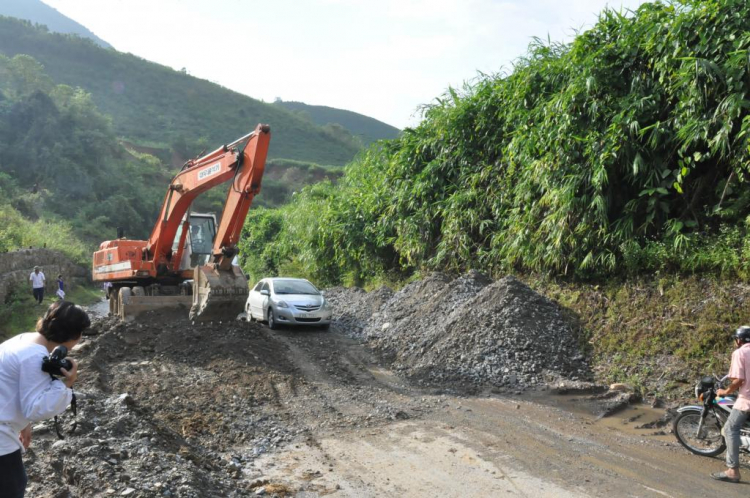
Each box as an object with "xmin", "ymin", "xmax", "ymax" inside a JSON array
[{"xmin": 189, "ymin": 264, "xmax": 249, "ymax": 322}]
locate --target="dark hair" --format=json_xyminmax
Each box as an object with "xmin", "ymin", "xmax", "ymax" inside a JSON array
[{"xmin": 36, "ymin": 301, "xmax": 90, "ymax": 343}]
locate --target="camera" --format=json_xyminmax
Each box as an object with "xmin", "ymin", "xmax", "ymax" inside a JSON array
[{"xmin": 42, "ymin": 345, "xmax": 73, "ymax": 377}]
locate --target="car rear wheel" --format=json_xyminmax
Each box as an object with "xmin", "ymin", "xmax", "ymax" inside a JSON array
[{"xmin": 267, "ymin": 308, "xmax": 278, "ymax": 330}]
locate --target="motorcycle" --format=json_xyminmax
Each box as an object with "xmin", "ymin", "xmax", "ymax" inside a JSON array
[{"xmin": 673, "ymin": 375, "xmax": 750, "ymax": 456}]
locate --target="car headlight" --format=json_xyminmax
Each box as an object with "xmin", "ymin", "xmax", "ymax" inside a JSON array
[
  {"xmin": 275, "ymin": 300, "xmax": 289, "ymax": 308},
  {"xmin": 321, "ymin": 300, "xmax": 331, "ymax": 310}
]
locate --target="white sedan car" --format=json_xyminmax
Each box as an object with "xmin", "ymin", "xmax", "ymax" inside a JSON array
[{"xmin": 246, "ymin": 277, "xmax": 332, "ymax": 330}]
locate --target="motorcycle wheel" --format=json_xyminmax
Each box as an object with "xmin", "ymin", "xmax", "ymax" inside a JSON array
[{"xmin": 673, "ymin": 410, "xmax": 726, "ymax": 457}]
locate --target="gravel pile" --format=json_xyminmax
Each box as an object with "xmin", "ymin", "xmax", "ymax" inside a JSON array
[
  {"xmin": 324, "ymin": 285, "xmax": 394, "ymax": 338},
  {"xmin": 332, "ymin": 272, "xmax": 590, "ymax": 390}
]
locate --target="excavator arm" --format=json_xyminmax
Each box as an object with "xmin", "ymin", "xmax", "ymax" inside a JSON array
[
  {"xmin": 146, "ymin": 124, "xmax": 270, "ymax": 272},
  {"xmin": 146, "ymin": 123, "xmax": 271, "ymax": 321}
]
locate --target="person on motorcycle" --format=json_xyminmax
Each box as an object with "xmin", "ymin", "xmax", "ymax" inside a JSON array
[{"xmin": 711, "ymin": 326, "xmax": 750, "ymax": 483}]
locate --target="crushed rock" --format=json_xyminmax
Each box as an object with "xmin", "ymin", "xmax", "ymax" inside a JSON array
[
  {"xmin": 324, "ymin": 285, "xmax": 394, "ymax": 338},
  {"xmin": 331, "ymin": 271, "xmax": 591, "ymax": 391},
  {"xmin": 24, "ymin": 311, "xmax": 302, "ymax": 498}
]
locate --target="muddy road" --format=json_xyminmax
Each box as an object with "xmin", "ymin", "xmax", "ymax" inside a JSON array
[
  {"xmin": 24, "ymin": 306, "xmax": 748, "ymax": 497},
  {"xmin": 255, "ymin": 327, "xmax": 746, "ymax": 498}
]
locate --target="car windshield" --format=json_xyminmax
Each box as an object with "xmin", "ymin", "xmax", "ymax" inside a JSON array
[{"xmin": 273, "ymin": 280, "xmax": 319, "ymax": 295}]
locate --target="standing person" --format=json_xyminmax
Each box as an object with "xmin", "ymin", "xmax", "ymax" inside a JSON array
[
  {"xmin": 711, "ymin": 326, "xmax": 750, "ymax": 483},
  {"xmin": 0, "ymin": 301, "xmax": 89, "ymax": 498},
  {"xmin": 103, "ymin": 281, "xmax": 113, "ymax": 300},
  {"xmin": 28, "ymin": 267, "xmax": 45, "ymax": 305},
  {"xmin": 56, "ymin": 275, "xmax": 65, "ymax": 300}
]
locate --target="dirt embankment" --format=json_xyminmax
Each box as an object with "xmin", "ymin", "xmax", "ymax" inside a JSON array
[
  {"xmin": 538, "ymin": 276, "xmax": 750, "ymax": 396},
  {"xmin": 24, "ymin": 309, "xmax": 426, "ymax": 498}
]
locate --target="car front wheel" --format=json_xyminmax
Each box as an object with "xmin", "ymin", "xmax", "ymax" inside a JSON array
[{"xmin": 267, "ymin": 308, "xmax": 279, "ymax": 330}]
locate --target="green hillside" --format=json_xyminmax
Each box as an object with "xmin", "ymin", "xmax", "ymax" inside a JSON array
[
  {"xmin": 240, "ymin": 0, "xmax": 750, "ymax": 287},
  {"xmin": 0, "ymin": 16, "xmax": 360, "ymax": 166},
  {"xmin": 0, "ymin": 0, "xmax": 111, "ymax": 48},
  {"xmin": 0, "ymin": 54, "xmax": 173, "ymax": 249},
  {"xmin": 274, "ymin": 99, "xmax": 401, "ymax": 145}
]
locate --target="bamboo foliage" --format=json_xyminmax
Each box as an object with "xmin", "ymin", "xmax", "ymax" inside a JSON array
[{"xmin": 241, "ymin": 0, "xmax": 750, "ymax": 285}]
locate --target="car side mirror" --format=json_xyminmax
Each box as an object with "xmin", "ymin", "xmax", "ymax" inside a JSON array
[{"xmin": 260, "ymin": 289, "xmax": 270, "ymax": 296}]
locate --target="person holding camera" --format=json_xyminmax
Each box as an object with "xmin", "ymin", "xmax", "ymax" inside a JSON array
[{"xmin": 0, "ymin": 301, "xmax": 90, "ymax": 498}]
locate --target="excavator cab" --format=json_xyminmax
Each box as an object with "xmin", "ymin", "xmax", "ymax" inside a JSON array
[{"xmin": 173, "ymin": 213, "xmax": 218, "ymax": 269}]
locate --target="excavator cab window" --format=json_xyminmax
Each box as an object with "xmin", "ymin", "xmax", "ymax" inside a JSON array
[{"xmin": 188, "ymin": 215, "xmax": 216, "ymax": 266}]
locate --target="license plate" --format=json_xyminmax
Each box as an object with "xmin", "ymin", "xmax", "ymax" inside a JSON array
[{"xmin": 300, "ymin": 313, "xmax": 313, "ymax": 319}]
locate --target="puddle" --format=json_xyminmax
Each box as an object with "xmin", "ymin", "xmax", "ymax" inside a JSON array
[
  {"xmin": 521, "ymin": 391, "xmax": 673, "ymax": 441},
  {"xmin": 85, "ymin": 298, "xmax": 110, "ymax": 318},
  {"xmin": 368, "ymin": 366, "xmax": 406, "ymax": 388},
  {"xmin": 595, "ymin": 403, "xmax": 672, "ymax": 440}
]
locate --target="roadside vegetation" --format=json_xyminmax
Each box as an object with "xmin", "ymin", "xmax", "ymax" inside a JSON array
[
  {"xmin": 240, "ymin": 0, "xmax": 750, "ymax": 286},
  {"xmin": 0, "ymin": 284, "xmax": 101, "ymax": 340}
]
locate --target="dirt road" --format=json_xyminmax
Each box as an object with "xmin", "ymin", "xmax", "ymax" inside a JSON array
[
  {"xmin": 25, "ymin": 308, "xmax": 749, "ymax": 497},
  {"xmin": 256, "ymin": 327, "xmax": 748, "ymax": 498}
]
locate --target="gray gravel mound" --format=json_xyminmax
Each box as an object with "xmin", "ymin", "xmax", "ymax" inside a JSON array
[
  {"xmin": 330, "ymin": 272, "xmax": 590, "ymax": 390},
  {"xmin": 325, "ymin": 285, "xmax": 394, "ymax": 338}
]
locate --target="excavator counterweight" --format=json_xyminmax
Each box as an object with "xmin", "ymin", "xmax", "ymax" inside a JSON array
[{"xmin": 92, "ymin": 124, "xmax": 271, "ymax": 322}]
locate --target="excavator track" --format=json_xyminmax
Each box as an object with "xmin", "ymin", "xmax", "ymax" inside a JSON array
[{"xmin": 190, "ymin": 265, "xmax": 249, "ymax": 321}]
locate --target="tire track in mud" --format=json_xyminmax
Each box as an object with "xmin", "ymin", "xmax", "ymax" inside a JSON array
[
  {"xmin": 263, "ymin": 327, "xmax": 426, "ymax": 433},
  {"xmin": 271, "ymin": 327, "xmax": 408, "ymax": 391}
]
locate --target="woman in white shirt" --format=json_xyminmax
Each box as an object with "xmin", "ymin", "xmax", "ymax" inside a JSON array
[{"xmin": 0, "ymin": 301, "xmax": 89, "ymax": 498}]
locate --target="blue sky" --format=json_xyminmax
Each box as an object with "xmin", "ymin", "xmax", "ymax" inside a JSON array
[{"xmin": 43, "ymin": 0, "xmax": 646, "ymax": 129}]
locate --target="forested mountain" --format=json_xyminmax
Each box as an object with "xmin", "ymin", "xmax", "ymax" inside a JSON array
[
  {"xmin": 0, "ymin": 54, "xmax": 169, "ymax": 259},
  {"xmin": 240, "ymin": 0, "xmax": 750, "ymax": 287},
  {"xmin": 274, "ymin": 100, "xmax": 400, "ymax": 145},
  {"xmin": 0, "ymin": 0, "xmax": 111, "ymax": 48},
  {"xmin": 0, "ymin": 16, "xmax": 361, "ymax": 166},
  {"xmin": 0, "ymin": 52, "xmax": 352, "ymax": 258}
]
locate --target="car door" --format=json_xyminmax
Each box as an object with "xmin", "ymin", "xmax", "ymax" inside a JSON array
[
  {"xmin": 259, "ymin": 282, "xmax": 271, "ymax": 318},
  {"xmin": 249, "ymin": 281, "xmax": 264, "ymax": 319}
]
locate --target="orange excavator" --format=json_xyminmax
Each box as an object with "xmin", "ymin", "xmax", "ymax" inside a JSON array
[{"xmin": 92, "ymin": 124, "xmax": 271, "ymax": 321}]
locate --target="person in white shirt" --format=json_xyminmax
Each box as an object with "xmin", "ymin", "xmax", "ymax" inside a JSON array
[
  {"xmin": 28, "ymin": 267, "xmax": 45, "ymax": 305},
  {"xmin": 0, "ymin": 301, "xmax": 89, "ymax": 498}
]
